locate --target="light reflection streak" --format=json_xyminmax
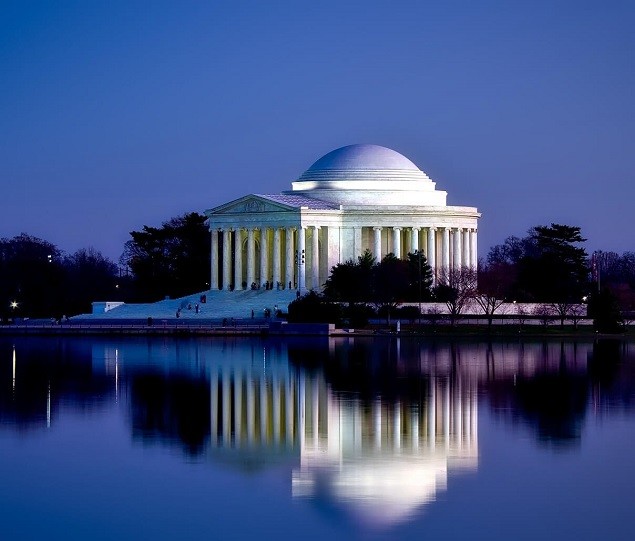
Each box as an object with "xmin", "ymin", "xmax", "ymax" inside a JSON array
[
  {"xmin": 12, "ymin": 345, "xmax": 16, "ymax": 396},
  {"xmin": 46, "ymin": 382, "xmax": 51, "ymax": 428},
  {"xmin": 115, "ymin": 348, "xmax": 119, "ymax": 404}
]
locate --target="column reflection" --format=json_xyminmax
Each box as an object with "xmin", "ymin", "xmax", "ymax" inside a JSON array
[{"xmin": 206, "ymin": 339, "xmax": 479, "ymax": 527}]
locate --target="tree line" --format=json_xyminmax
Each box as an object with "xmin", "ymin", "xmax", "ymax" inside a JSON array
[
  {"xmin": 291, "ymin": 223, "xmax": 634, "ymax": 331},
  {"xmin": 0, "ymin": 234, "xmax": 120, "ymax": 320},
  {"xmin": 3, "ymin": 215, "xmax": 635, "ymax": 330},
  {"xmin": 0, "ymin": 212, "xmax": 209, "ymax": 320}
]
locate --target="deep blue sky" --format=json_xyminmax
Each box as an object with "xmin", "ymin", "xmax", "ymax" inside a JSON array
[{"xmin": 2, "ymin": 1, "xmax": 634, "ymax": 262}]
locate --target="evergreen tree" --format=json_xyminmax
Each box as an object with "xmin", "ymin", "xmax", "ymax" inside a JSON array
[
  {"xmin": 121, "ymin": 212, "xmax": 210, "ymax": 301},
  {"xmin": 487, "ymin": 224, "xmax": 589, "ymax": 303},
  {"xmin": 406, "ymin": 250, "xmax": 434, "ymax": 301}
]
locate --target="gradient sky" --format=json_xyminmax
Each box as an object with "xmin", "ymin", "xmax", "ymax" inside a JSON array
[{"xmin": 1, "ymin": 1, "xmax": 634, "ymax": 262}]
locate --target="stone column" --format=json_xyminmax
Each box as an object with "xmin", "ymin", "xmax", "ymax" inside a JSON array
[
  {"xmin": 374, "ymin": 399, "xmax": 382, "ymax": 449},
  {"xmin": 234, "ymin": 228, "xmax": 243, "ymax": 290},
  {"xmin": 285, "ymin": 379, "xmax": 294, "ymax": 446},
  {"xmin": 373, "ymin": 227, "xmax": 382, "ymax": 260},
  {"xmin": 470, "ymin": 229, "xmax": 478, "ymax": 270},
  {"xmin": 210, "ymin": 375, "xmax": 218, "ymax": 444},
  {"xmin": 285, "ymin": 227, "xmax": 294, "ymax": 288},
  {"xmin": 312, "ymin": 379, "xmax": 319, "ymax": 447},
  {"xmin": 210, "ymin": 229, "xmax": 219, "ymax": 290},
  {"xmin": 353, "ymin": 226, "xmax": 362, "ymax": 259},
  {"xmin": 273, "ymin": 228, "xmax": 281, "ymax": 287},
  {"xmin": 444, "ymin": 382, "xmax": 451, "ymax": 450},
  {"xmin": 234, "ymin": 372, "xmax": 243, "ymax": 445},
  {"xmin": 462, "ymin": 228, "xmax": 470, "ymax": 267},
  {"xmin": 299, "ymin": 375, "xmax": 306, "ymax": 449},
  {"xmin": 393, "ymin": 402, "xmax": 401, "ymax": 450},
  {"xmin": 392, "ymin": 227, "xmax": 402, "ymax": 258},
  {"xmin": 411, "ymin": 408, "xmax": 419, "ymax": 450},
  {"xmin": 260, "ymin": 378, "xmax": 268, "ymax": 444},
  {"xmin": 311, "ymin": 226, "xmax": 320, "ymax": 290},
  {"xmin": 260, "ymin": 227, "xmax": 269, "ymax": 287},
  {"xmin": 427, "ymin": 227, "xmax": 436, "ymax": 276},
  {"xmin": 246, "ymin": 378, "xmax": 255, "ymax": 445},
  {"xmin": 428, "ymin": 380, "xmax": 436, "ymax": 449},
  {"xmin": 298, "ymin": 226, "xmax": 306, "ymax": 292},
  {"xmin": 222, "ymin": 228, "xmax": 232, "ymax": 290},
  {"xmin": 272, "ymin": 377, "xmax": 281, "ymax": 444},
  {"xmin": 442, "ymin": 227, "xmax": 450, "ymax": 275},
  {"xmin": 453, "ymin": 228, "xmax": 462, "ymax": 270},
  {"xmin": 411, "ymin": 227, "xmax": 420, "ymax": 254},
  {"xmin": 222, "ymin": 372, "xmax": 231, "ymax": 443},
  {"xmin": 247, "ymin": 228, "xmax": 256, "ymax": 287}
]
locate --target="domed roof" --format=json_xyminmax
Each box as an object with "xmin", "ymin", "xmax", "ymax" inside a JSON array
[
  {"xmin": 307, "ymin": 144, "xmax": 418, "ymax": 172},
  {"xmin": 297, "ymin": 144, "xmax": 429, "ymax": 183}
]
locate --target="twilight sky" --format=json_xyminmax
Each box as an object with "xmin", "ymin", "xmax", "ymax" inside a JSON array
[{"xmin": 1, "ymin": 0, "xmax": 634, "ymax": 262}]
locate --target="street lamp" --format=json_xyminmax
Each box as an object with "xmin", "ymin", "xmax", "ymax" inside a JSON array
[{"xmin": 10, "ymin": 301, "xmax": 18, "ymax": 310}]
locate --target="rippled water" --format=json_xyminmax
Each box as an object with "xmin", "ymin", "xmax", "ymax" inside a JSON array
[{"xmin": 1, "ymin": 336, "xmax": 634, "ymax": 540}]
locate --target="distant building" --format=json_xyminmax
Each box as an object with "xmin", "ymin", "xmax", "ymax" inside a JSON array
[{"xmin": 204, "ymin": 144, "xmax": 480, "ymax": 290}]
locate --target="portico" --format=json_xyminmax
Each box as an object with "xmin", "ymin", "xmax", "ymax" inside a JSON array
[{"xmin": 205, "ymin": 144, "xmax": 480, "ymax": 291}]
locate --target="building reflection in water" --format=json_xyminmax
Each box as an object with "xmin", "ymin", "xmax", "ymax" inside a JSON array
[
  {"xmin": 208, "ymin": 338, "xmax": 478, "ymax": 526},
  {"xmin": 4, "ymin": 337, "xmax": 635, "ymax": 527}
]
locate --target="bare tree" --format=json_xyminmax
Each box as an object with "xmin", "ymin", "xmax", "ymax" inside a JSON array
[
  {"xmin": 476, "ymin": 261, "xmax": 514, "ymax": 328},
  {"xmin": 474, "ymin": 294, "xmax": 506, "ymax": 328},
  {"xmin": 550, "ymin": 301, "xmax": 578, "ymax": 327},
  {"xmin": 515, "ymin": 303, "xmax": 529, "ymax": 328},
  {"xmin": 568, "ymin": 304, "xmax": 587, "ymax": 330},
  {"xmin": 533, "ymin": 303, "xmax": 555, "ymax": 328},
  {"xmin": 434, "ymin": 266, "xmax": 477, "ymax": 326},
  {"xmin": 513, "ymin": 303, "xmax": 529, "ymax": 333}
]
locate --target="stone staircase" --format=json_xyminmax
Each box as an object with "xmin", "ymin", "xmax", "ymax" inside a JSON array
[{"xmin": 73, "ymin": 289, "xmax": 298, "ymax": 321}]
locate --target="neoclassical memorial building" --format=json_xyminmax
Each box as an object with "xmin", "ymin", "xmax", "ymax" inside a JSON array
[{"xmin": 204, "ymin": 144, "xmax": 480, "ymax": 291}]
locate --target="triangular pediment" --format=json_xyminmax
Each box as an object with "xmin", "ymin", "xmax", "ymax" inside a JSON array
[{"xmin": 205, "ymin": 195, "xmax": 297, "ymax": 216}]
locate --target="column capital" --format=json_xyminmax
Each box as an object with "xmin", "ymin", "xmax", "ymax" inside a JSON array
[
  {"xmin": 411, "ymin": 226, "xmax": 421, "ymax": 232},
  {"xmin": 373, "ymin": 226, "xmax": 383, "ymax": 231},
  {"xmin": 393, "ymin": 226, "xmax": 402, "ymax": 231}
]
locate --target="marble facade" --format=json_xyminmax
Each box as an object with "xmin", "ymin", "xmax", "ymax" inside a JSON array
[{"xmin": 204, "ymin": 144, "xmax": 480, "ymax": 291}]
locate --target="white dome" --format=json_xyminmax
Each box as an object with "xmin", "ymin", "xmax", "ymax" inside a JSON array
[
  {"xmin": 297, "ymin": 144, "xmax": 431, "ymax": 183},
  {"xmin": 289, "ymin": 144, "xmax": 447, "ymax": 206}
]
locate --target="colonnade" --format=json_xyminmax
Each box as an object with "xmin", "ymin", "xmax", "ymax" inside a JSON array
[
  {"xmin": 210, "ymin": 226, "xmax": 312, "ymax": 291},
  {"xmin": 209, "ymin": 367, "xmax": 478, "ymax": 455},
  {"xmin": 210, "ymin": 369, "xmax": 304, "ymax": 448},
  {"xmin": 210, "ymin": 224, "xmax": 478, "ymax": 290},
  {"xmin": 371, "ymin": 226, "xmax": 478, "ymax": 272}
]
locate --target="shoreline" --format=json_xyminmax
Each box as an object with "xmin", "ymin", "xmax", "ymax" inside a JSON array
[{"xmin": 1, "ymin": 321, "xmax": 632, "ymax": 340}]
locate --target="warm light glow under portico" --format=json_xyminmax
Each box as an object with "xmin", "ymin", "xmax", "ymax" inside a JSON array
[{"xmin": 205, "ymin": 144, "xmax": 480, "ymax": 291}]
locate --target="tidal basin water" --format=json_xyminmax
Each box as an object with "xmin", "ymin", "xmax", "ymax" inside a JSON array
[{"xmin": 1, "ymin": 336, "xmax": 634, "ymax": 541}]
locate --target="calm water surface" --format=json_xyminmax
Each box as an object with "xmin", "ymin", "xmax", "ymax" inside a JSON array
[{"xmin": 1, "ymin": 336, "xmax": 634, "ymax": 540}]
